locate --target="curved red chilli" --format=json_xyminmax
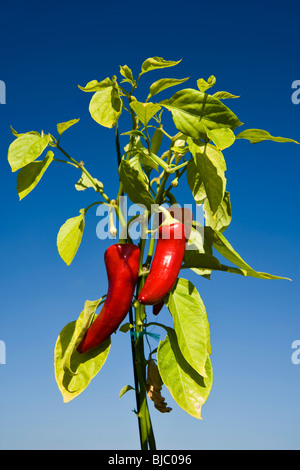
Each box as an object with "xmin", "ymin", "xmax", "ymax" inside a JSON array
[
  {"xmin": 77, "ymin": 243, "xmax": 140, "ymax": 354},
  {"xmin": 139, "ymin": 208, "xmax": 193, "ymax": 306}
]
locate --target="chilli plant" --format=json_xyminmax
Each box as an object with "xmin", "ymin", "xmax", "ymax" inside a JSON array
[{"xmin": 7, "ymin": 57, "xmax": 298, "ymax": 450}]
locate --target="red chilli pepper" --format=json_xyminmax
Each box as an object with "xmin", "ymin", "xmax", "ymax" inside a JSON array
[
  {"xmin": 77, "ymin": 243, "xmax": 140, "ymax": 354},
  {"xmin": 138, "ymin": 207, "xmax": 192, "ymax": 307}
]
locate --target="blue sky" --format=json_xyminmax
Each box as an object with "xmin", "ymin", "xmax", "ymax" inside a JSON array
[{"xmin": 0, "ymin": 0, "xmax": 299, "ymax": 450}]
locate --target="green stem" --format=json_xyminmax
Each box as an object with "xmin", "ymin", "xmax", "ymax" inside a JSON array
[
  {"xmin": 114, "ymin": 119, "xmax": 156, "ymax": 449},
  {"xmin": 168, "ymin": 160, "xmax": 189, "ymax": 173},
  {"xmin": 56, "ymin": 144, "xmax": 111, "ymax": 204}
]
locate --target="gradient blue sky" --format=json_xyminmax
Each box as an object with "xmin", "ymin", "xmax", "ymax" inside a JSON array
[{"xmin": 0, "ymin": 0, "xmax": 299, "ymax": 450}]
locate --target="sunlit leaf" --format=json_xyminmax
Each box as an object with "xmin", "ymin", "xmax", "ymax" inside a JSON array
[
  {"xmin": 8, "ymin": 133, "xmax": 51, "ymax": 172},
  {"xmin": 157, "ymin": 327, "xmax": 213, "ymax": 420},
  {"xmin": 146, "ymin": 77, "xmax": 189, "ymax": 101},
  {"xmin": 166, "ymin": 279, "xmax": 211, "ymax": 375},
  {"xmin": 236, "ymin": 129, "xmax": 299, "ymax": 144},
  {"xmin": 161, "ymin": 88, "xmax": 242, "ymax": 140},
  {"xmin": 197, "ymin": 75, "xmax": 216, "ymax": 93},
  {"xmin": 57, "ymin": 210, "xmax": 85, "ymax": 265},
  {"xmin": 54, "ymin": 304, "xmax": 110, "ymax": 403},
  {"xmin": 17, "ymin": 151, "xmax": 54, "ymax": 200},
  {"xmin": 57, "ymin": 119, "xmax": 80, "ymax": 136}
]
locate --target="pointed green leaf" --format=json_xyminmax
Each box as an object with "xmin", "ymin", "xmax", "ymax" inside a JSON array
[
  {"xmin": 205, "ymin": 227, "xmax": 292, "ymax": 280},
  {"xmin": 188, "ymin": 139, "xmax": 227, "ymax": 214},
  {"xmin": 150, "ymin": 128, "xmax": 163, "ymax": 155},
  {"xmin": 157, "ymin": 327, "xmax": 213, "ymax": 420},
  {"xmin": 8, "ymin": 133, "xmax": 51, "ymax": 172},
  {"xmin": 119, "ymin": 385, "xmax": 135, "ymax": 399},
  {"xmin": 166, "ymin": 279, "xmax": 211, "ymax": 375},
  {"xmin": 130, "ymin": 101, "xmax": 161, "ymax": 126},
  {"xmin": 57, "ymin": 210, "xmax": 85, "ymax": 265},
  {"xmin": 119, "ymin": 65, "xmax": 134, "ymax": 84},
  {"xmin": 119, "ymin": 159, "xmax": 154, "ymax": 210},
  {"xmin": 146, "ymin": 77, "xmax": 189, "ymax": 101},
  {"xmin": 140, "ymin": 57, "xmax": 182, "ymax": 77},
  {"xmin": 236, "ymin": 129, "xmax": 300, "ymax": 145},
  {"xmin": 16, "ymin": 151, "xmax": 54, "ymax": 200},
  {"xmin": 10, "ymin": 126, "xmax": 41, "ymax": 138},
  {"xmin": 78, "ymin": 77, "xmax": 112, "ymax": 92},
  {"xmin": 54, "ymin": 305, "xmax": 110, "ymax": 403},
  {"xmin": 161, "ymin": 88, "xmax": 243, "ymax": 140},
  {"xmin": 197, "ymin": 75, "xmax": 216, "ymax": 93},
  {"xmin": 89, "ymin": 79, "xmax": 122, "ymax": 128},
  {"xmin": 121, "ymin": 130, "xmax": 147, "ymax": 140},
  {"xmin": 57, "ymin": 119, "xmax": 80, "ymax": 136},
  {"xmin": 212, "ymin": 91, "xmax": 240, "ymax": 99},
  {"xmin": 204, "ymin": 191, "xmax": 232, "ymax": 232},
  {"xmin": 75, "ymin": 171, "xmax": 103, "ymax": 192}
]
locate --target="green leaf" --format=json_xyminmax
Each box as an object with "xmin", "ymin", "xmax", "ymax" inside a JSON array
[
  {"xmin": 57, "ymin": 119, "xmax": 80, "ymax": 136},
  {"xmin": 203, "ymin": 191, "xmax": 232, "ymax": 232},
  {"xmin": 205, "ymin": 227, "xmax": 292, "ymax": 280},
  {"xmin": 10, "ymin": 126, "xmax": 40, "ymax": 138},
  {"xmin": 130, "ymin": 101, "xmax": 161, "ymax": 126},
  {"xmin": 139, "ymin": 57, "xmax": 182, "ymax": 77},
  {"xmin": 157, "ymin": 327, "xmax": 213, "ymax": 420},
  {"xmin": 121, "ymin": 129, "xmax": 147, "ymax": 140},
  {"xmin": 75, "ymin": 171, "xmax": 103, "ymax": 192},
  {"xmin": 206, "ymin": 127, "xmax": 236, "ymax": 150},
  {"xmin": 8, "ymin": 133, "xmax": 51, "ymax": 172},
  {"xmin": 57, "ymin": 210, "xmax": 85, "ymax": 265},
  {"xmin": 119, "ymin": 159, "xmax": 155, "ymax": 210},
  {"xmin": 61, "ymin": 298, "xmax": 102, "ymax": 376},
  {"xmin": 119, "ymin": 322, "xmax": 134, "ymax": 333},
  {"xmin": 184, "ymin": 226, "xmax": 214, "ymax": 278},
  {"xmin": 236, "ymin": 129, "xmax": 300, "ymax": 145},
  {"xmin": 212, "ymin": 91, "xmax": 240, "ymax": 100},
  {"xmin": 16, "ymin": 151, "xmax": 54, "ymax": 200},
  {"xmin": 89, "ymin": 78, "xmax": 122, "ymax": 128},
  {"xmin": 119, "ymin": 65, "xmax": 134, "ymax": 85},
  {"xmin": 78, "ymin": 77, "xmax": 112, "ymax": 92},
  {"xmin": 137, "ymin": 149, "xmax": 159, "ymax": 172},
  {"xmin": 119, "ymin": 385, "xmax": 135, "ymax": 399},
  {"xmin": 161, "ymin": 88, "xmax": 242, "ymax": 140},
  {"xmin": 197, "ymin": 75, "xmax": 216, "ymax": 93},
  {"xmin": 54, "ymin": 304, "xmax": 111, "ymax": 403},
  {"xmin": 166, "ymin": 279, "xmax": 210, "ymax": 375},
  {"xmin": 150, "ymin": 128, "xmax": 163, "ymax": 155},
  {"xmin": 186, "ymin": 159, "xmax": 206, "ymax": 205},
  {"xmin": 182, "ymin": 253, "xmax": 222, "ymax": 272},
  {"xmin": 188, "ymin": 139, "xmax": 227, "ymax": 214},
  {"xmin": 146, "ymin": 77, "xmax": 189, "ymax": 101}
]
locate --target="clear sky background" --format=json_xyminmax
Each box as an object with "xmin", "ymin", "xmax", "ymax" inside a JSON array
[{"xmin": 0, "ymin": 0, "xmax": 299, "ymax": 450}]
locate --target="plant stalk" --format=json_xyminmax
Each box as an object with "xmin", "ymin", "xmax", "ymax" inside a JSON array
[{"xmin": 115, "ymin": 120, "xmax": 156, "ymax": 450}]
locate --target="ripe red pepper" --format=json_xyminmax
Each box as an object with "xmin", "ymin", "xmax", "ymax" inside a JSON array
[
  {"xmin": 77, "ymin": 243, "xmax": 140, "ymax": 354},
  {"xmin": 138, "ymin": 207, "xmax": 192, "ymax": 307}
]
